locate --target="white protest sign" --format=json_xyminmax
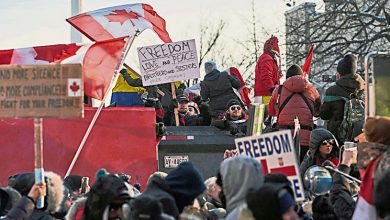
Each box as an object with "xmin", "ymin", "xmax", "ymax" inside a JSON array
[
  {"xmin": 137, "ymin": 39, "xmax": 199, "ymax": 86},
  {"xmin": 234, "ymin": 130, "xmax": 305, "ymax": 202}
]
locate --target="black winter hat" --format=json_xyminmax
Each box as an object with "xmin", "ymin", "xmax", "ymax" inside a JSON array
[
  {"xmin": 226, "ymin": 99, "xmax": 241, "ymax": 110},
  {"xmin": 337, "ymin": 54, "xmax": 357, "ymax": 76},
  {"xmin": 309, "ymin": 128, "xmax": 336, "ymax": 150},
  {"xmin": 130, "ymin": 195, "xmax": 165, "ymax": 220},
  {"xmin": 286, "ymin": 64, "xmax": 304, "ymax": 78},
  {"xmin": 64, "ymin": 174, "xmax": 82, "ymax": 193},
  {"xmin": 165, "ymin": 162, "xmax": 205, "ymax": 212},
  {"xmin": 312, "ymin": 195, "xmax": 338, "ymax": 220}
]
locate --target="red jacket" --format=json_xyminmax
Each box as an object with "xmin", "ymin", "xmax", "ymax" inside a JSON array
[
  {"xmin": 268, "ymin": 75, "xmax": 321, "ymax": 146},
  {"xmin": 254, "ymin": 52, "xmax": 280, "ymax": 96}
]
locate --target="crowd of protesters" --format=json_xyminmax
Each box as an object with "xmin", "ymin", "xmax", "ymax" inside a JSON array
[{"xmin": 1, "ymin": 35, "xmax": 390, "ymax": 220}]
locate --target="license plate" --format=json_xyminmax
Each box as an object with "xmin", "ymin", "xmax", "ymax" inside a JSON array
[{"xmin": 164, "ymin": 155, "xmax": 189, "ymax": 168}]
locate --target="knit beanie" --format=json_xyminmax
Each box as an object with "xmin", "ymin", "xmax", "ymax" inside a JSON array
[
  {"xmin": 364, "ymin": 116, "xmax": 390, "ymax": 145},
  {"xmin": 165, "ymin": 162, "xmax": 206, "ymax": 212},
  {"xmin": 286, "ymin": 64, "xmax": 304, "ymax": 78},
  {"xmin": 337, "ymin": 54, "xmax": 357, "ymax": 76},
  {"xmin": 278, "ymin": 189, "xmax": 296, "ymax": 215},
  {"xmin": 226, "ymin": 99, "xmax": 242, "ymax": 110},
  {"xmin": 309, "ymin": 128, "xmax": 336, "ymax": 150}
]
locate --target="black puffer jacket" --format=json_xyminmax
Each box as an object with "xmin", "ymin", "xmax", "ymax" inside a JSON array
[
  {"xmin": 200, "ymin": 70, "xmax": 241, "ymax": 117},
  {"xmin": 319, "ymin": 73, "xmax": 362, "ymax": 142},
  {"xmin": 329, "ymin": 164, "xmax": 356, "ymax": 220}
]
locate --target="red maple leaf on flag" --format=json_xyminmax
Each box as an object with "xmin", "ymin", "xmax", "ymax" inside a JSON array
[
  {"xmin": 70, "ymin": 81, "xmax": 80, "ymax": 95},
  {"xmin": 104, "ymin": 9, "xmax": 141, "ymax": 26}
]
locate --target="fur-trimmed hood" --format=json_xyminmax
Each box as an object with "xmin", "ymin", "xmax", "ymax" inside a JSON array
[{"xmin": 8, "ymin": 171, "xmax": 64, "ymax": 213}]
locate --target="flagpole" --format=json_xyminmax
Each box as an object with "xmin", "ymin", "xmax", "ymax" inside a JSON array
[{"xmin": 65, "ymin": 34, "xmax": 138, "ymax": 177}]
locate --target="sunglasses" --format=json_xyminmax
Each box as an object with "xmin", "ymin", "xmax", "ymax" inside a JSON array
[
  {"xmin": 230, "ymin": 105, "xmax": 242, "ymax": 111},
  {"xmin": 321, "ymin": 139, "xmax": 335, "ymax": 145}
]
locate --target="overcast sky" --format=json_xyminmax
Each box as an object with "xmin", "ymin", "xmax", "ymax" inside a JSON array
[{"xmin": 0, "ymin": 0, "xmax": 323, "ymax": 72}]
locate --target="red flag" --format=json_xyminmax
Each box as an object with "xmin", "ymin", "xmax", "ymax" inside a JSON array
[
  {"xmin": 67, "ymin": 4, "xmax": 172, "ymax": 43},
  {"xmin": 301, "ymin": 44, "xmax": 315, "ymax": 77},
  {"xmin": 0, "ymin": 38, "xmax": 127, "ymax": 100},
  {"xmin": 227, "ymin": 67, "xmax": 251, "ymax": 108}
]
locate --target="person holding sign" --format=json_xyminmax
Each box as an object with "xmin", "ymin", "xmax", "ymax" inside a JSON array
[
  {"xmin": 299, "ymin": 128, "xmax": 340, "ymax": 180},
  {"xmin": 200, "ymin": 61, "xmax": 241, "ymax": 120},
  {"xmin": 163, "ymin": 94, "xmax": 210, "ymax": 126}
]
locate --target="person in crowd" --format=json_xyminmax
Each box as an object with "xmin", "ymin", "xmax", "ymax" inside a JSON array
[
  {"xmin": 374, "ymin": 170, "xmax": 390, "ymax": 220},
  {"xmin": 163, "ymin": 94, "xmax": 210, "ymax": 126},
  {"xmin": 8, "ymin": 171, "xmax": 64, "ymax": 219},
  {"xmin": 187, "ymin": 101, "xmax": 200, "ymax": 116},
  {"xmin": 2, "ymin": 183, "xmax": 46, "ymax": 219},
  {"xmin": 311, "ymin": 194, "xmax": 338, "ymax": 220},
  {"xmin": 217, "ymin": 155, "xmax": 264, "ymax": 220},
  {"xmin": 246, "ymin": 183, "xmax": 298, "ymax": 220},
  {"xmin": 329, "ymin": 144, "xmax": 358, "ymax": 220},
  {"xmin": 212, "ymin": 99, "xmax": 247, "ymax": 136},
  {"xmin": 80, "ymin": 174, "xmax": 131, "ymax": 220},
  {"xmin": 268, "ymin": 64, "xmax": 321, "ymax": 161},
  {"xmin": 63, "ymin": 175, "xmax": 83, "ymax": 201},
  {"xmin": 204, "ymin": 177, "xmax": 223, "ymax": 210},
  {"xmin": 299, "ymin": 128, "xmax": 340, "ymax": 180},
  {"xmin": 130, "ymin": 195, "xmax": 175, "ymax": 220},
  {"xmin": 164, "ymin": 162, "xmax": 206, "ymax": 213},
  {"xmin": 320, "ymin": 54, "xmax": 365, "ymax": 143},
  {"xmin": 254, "ymin": 35, "xmax": 282, "ymax": 105},
  {"xmin": 0, "ymin": 186, "xmax": 21, "ymax": 216},
  {"xmin": 111, "ymin": 68, "xmax": 146, "ymax": 106},
  {"xmin": 353, "ymin": 116, "xmax": 390, "ymax": 220},
  {"xmin": 137, "ymin": 172, "xmax": 179, "ymax": 219},
  {"xmin": 200, "ymin": 61, "xmax": 241, "ymax": 119}
]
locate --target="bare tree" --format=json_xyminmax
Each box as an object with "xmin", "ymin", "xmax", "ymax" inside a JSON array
[
  {"xmin": 198, "ymin": 19, "xmax": 226, "ymax": 67},
  {"xmin": 286, "ymin": 0, "xmax": 390, "ymax": 82}
]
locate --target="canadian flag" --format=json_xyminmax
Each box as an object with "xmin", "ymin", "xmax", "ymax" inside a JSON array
[
  {"xmin": 0, "ymin": 37, "xmax": 127, "ymax": 100},
  {"xmin": 67, "ymin": 4, "xmax": 172, "ymax": 43},
  {"xmin": 301, "ymin": 44, "xmax": 315, "ymax": 78}
]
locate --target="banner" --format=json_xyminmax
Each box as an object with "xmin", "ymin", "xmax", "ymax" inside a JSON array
[
  {"xmin": 0, "ymin": 64, "xmax": 83, "ymax": 118},
  {"xmin": 137, "ymin": 39, "xmax": 199, "ymax": 86},
  {"xmin": 235, "ymin": 130, "xmax": 305, "ymax": 202}
]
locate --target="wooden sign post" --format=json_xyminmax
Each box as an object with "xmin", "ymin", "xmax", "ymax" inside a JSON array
[{"xmin": 0, "ymin": 64, "xmax": 83, "ymax": 208}]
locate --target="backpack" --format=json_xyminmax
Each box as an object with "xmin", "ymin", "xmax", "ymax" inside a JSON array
[{"xmin": 338, "ymin": 89, "xmax": 365, "ymax": 143}]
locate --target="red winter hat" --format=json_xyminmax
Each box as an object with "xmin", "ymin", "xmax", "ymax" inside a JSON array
[{"xmin": 264, "ymin": 35, "xmax": 280, "ymax": 55}]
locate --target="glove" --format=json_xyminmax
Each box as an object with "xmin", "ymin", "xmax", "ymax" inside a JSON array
[{"xmin": 192, "ymin": 95, "xmax": 202, "ymax": 106}]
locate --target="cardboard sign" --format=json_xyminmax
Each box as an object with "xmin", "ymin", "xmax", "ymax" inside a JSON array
[
  {"xmin": 235, "ymin": 130, "xmax": 305, "ymax": 202},
  {"xmin": 137, "ymin": 39, "xmax": 199, "ymax": 86},
  {"xmin": 0, "ymin": 64, "xmax": 83, "ymax": 118}
]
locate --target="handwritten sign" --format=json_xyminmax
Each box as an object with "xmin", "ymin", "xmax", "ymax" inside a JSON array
[
  {"xmin": 137, "ymin": 39, "xmax": 200, "ymax": 86},
  {"xmin": 0, "ymin": 64, "xmax": 83, "ymax": 118},
  {"xmin": 235, "ymin": 130, "xmax": 305, "ymax": 202}
]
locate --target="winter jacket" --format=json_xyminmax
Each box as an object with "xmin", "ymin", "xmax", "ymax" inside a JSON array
[
  {"xmin": 268, "ymin": 75, "xmax": 321, "ymax": 147},
  {"xmin": 140, "ymin": 175, "xmax": 179, "ymax": 219},
  {"xmin": 4, "ymin": 196, "xmax": 35, "ymax": 220},
  {"xmin": 320, "ymin": 73, "xmax": 363, "ymax": 142},
  {"xmin": 254, "ymin": 51, "xmax": 280, "ymax": 96},
  {"xmin": 220, "ymin": 156, "xmax": 264, "ymax": 220},
  {"xmin": 329, "ymin": 164, "xmax": 356, "ymax": 220},
  {"xmin": 200, "ymin": 70, "xmax": 241, "ymax": 117},
  {"xmin": 299, "ymin": 129, "xmax": 340, "ymax": 180}
]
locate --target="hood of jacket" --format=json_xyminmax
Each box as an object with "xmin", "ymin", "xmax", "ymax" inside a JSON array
[
  {"xmin": 219, "ymin": 155, "xmax": 264, "ymax": 213},
  {"xmin": 165, "ymin": 162, "xmax": 206, "ymax": 212},
  {"xmin": 8, "ymin": 171, "xmax": 64, "ymax": 213},
  {"xmin": 336, "ymin": 74, "xmax": 361, "ymax": 93},
  {"xmin": 204, "ymin": 69, "xmax": 221, "ymax": 81},
  {"xmin": 283, "ymin": 75, "xmax": 308, "ymax": 93},
  {"xmin": 308, "ymin": 128, "xmax": 339, "ymax": 158}
]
